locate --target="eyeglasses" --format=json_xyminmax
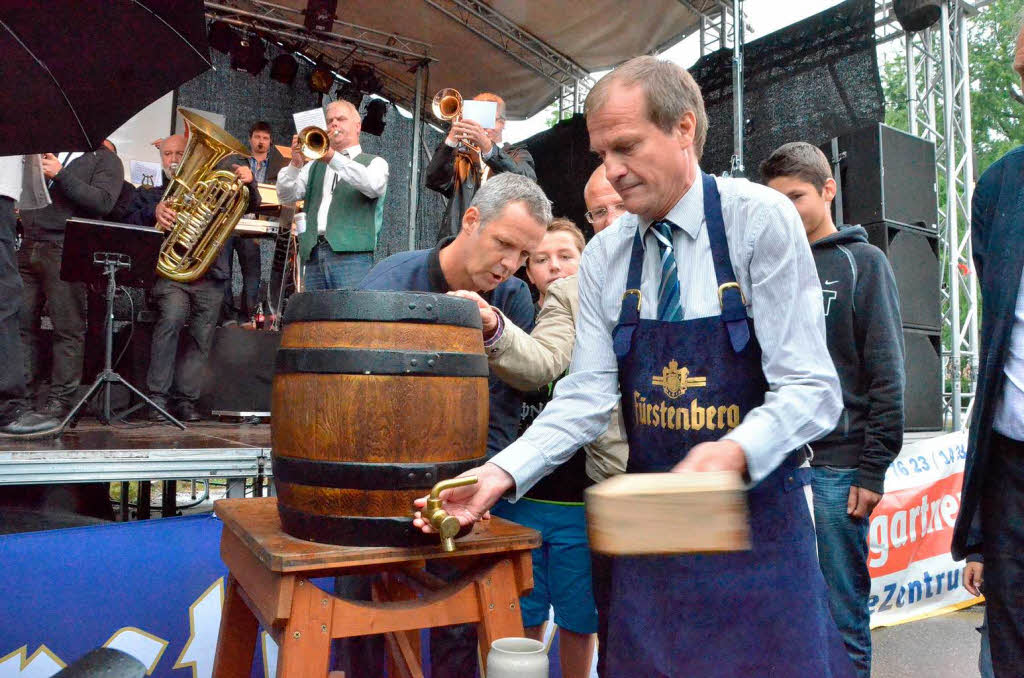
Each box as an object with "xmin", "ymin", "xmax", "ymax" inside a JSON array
[{"xmin": 584, "ymin": 203, "xmax": 626, "ymax": 224}]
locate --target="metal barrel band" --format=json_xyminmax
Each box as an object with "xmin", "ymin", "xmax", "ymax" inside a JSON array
[
  {"xmin": 277, "ymin": 504, "xmax": 437, "ymax": 547},
  {"xmin": 283, "ymin": 290, "xmax": 482, "ymax": 329},
  {"xmin": 275, "ymin": 348, "xmax": 489, "ymax": 377},
  {"xmin": 271, "ymin": 455, "xmax": 488, "ymax": 490}
]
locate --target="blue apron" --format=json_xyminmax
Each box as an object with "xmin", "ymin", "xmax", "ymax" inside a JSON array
[{"xmin": 598, "ymin": 173, "xmax": 854, "ymax": 677}]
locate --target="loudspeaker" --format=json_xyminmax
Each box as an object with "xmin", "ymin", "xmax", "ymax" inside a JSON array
[
  {"xmin": 832, "ymin": 123, "xmax": 938, "ymax": 231},
  {"xmin": 893, "ymin": 0, "xmax": 942, "ymax": 33},
  {"xmin": 904, "ymin": 328, "xmax": 943, "ymax": 431},
  {"xmin": 863, "ymin": 221, "xmax": 941, "ymax": 331},
  {"xmin": 199, "ymin": 327, "xmax": 281, "ymax": 415}
]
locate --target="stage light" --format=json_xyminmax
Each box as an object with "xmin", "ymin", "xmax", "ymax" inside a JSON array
[
  {"xmin": 362, "ymin": 99, "xmax": 387, "ymax": 136},
  {"xmin": 344, "ymin": 63, "xmax": 381, "ymax": 96},
  {"xmin": 304, "ymin": 0, "xmax": 339, "ymax": 33},
  {"xmin": 208, "ymin": 21, "xmax": 239, "ymax": 54},
  {"xmin": 335, "ymin": 82, "xmax": 363, "ymax": 106},
  {"xmin": 270, "ymin": 54, "xmax": 299, "ymax": 85},
  {"xmin": 310, "ymin": 64, "xmax": 334, "ymax": 94},
  {"xmin": 231, "ymin": 34, "xmax": 268, "ymax": 76}
]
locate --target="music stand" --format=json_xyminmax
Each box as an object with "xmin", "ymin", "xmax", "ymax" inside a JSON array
[{"xmin": 59, "ymin": 218, "xmax": 184, "ymax": 429}]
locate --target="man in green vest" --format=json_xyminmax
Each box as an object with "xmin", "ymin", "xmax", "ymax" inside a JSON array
[{"xmin": 277, "ymin": 100, "xmax": 389, "ymax": 290}]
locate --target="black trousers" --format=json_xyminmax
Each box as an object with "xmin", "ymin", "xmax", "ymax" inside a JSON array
[
  {"xmin": 981, "ymin": 432, "xmax": 1024, "ymax": 678},
  {"xmin": 0, "ymin": 197, "xmax": 28, "ymax": 421},
  {"xmin": 221, "ymin": 236, "xmax": 261, "ymax": 323},
  {"xmin": 17, "ymin": 238, "xmax": 87, "ymax": 405},
  {"xmin": 147, "ymin": 277, "xmax": 224, "ymax": 403}
]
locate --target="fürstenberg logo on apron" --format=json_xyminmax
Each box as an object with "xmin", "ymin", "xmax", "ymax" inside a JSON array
[{"xmin": 631, "ymin": 359, "xmax": 741, "ymax": 432}]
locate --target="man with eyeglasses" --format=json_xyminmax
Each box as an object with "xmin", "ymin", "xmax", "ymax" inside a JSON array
[
  {"xmin": 583, "ymin": 164, "xmax": 626, "ymax": 234},
  {"xmin": 425, "ymin": 92, "xmax": 536, "ymax": 241}
]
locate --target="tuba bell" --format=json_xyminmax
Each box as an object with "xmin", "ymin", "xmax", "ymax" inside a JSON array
[{"xmin": 156, "ymin": 108, "xmax": 251, "ymax": 283}]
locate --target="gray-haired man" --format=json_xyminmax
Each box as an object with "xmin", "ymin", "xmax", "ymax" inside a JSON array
[{"xmin": 344, "ymin": 172, "xmax": 551, "ymax": 678}]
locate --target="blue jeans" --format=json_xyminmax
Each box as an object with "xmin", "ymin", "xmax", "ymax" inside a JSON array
[
  {"xmin": 812, "ymin": 465, "xmax": 872, "ymax": 678},
  {"xmin": 303, "ymin": 242, "xmax": 372, "ymax": 291}
]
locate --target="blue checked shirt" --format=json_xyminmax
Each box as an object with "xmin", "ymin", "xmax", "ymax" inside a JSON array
[{"xmin": 490, "ymin": 173, "xmax": 842, "ymax": 499}]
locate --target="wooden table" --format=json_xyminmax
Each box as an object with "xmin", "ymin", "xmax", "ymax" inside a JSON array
[{"xmin": 212, "ymin": 497, "xmax": 540, "ymax": 678}]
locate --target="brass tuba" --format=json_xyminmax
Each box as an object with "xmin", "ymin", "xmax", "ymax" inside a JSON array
[{"xmin": 156, "ymin": 108, "xmax": 251, "ymax": 283}]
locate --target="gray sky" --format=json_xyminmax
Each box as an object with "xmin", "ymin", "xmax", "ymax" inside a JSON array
[{"xmin": 503, "ymin": 0, "xmax": 847, "ymax": 143}]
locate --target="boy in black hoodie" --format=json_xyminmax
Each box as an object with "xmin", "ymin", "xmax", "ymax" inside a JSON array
[{"xmin": 762, "ymin": 142, "xmax": 905, "ymax": 678}]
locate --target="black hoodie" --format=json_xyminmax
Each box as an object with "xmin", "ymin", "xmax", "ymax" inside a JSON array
[{"xmin": 809, "ymin": 225, "xmax": 905, "ymax": 494}]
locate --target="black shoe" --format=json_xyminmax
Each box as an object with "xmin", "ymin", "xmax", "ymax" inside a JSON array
[
  {"xmin": 147, "ymin": 397, "xmax": 172, "ymax": 423},
  {"xmin": 40, "ymin": 398, "xmax": 71, "ymax": 420},
  {"xmin": 176, "ymin": 401, "xmax": 201, "ymax": 423},
  {"xmin": 0, "ymin": 410, "xmax": 63, "ymax": 437}
]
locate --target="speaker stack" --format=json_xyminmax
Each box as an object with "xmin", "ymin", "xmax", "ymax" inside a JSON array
[{"xmin": 828, "ymin": 123, "xmax": 943, "ymax": 431}]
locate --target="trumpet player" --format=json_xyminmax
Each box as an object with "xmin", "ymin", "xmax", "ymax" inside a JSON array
[
  {"xmin": 425, "ymin": 92, "xmax": 536, "ymax": 240},
  {"xmin": 276, "ymin": 100, "xmax": 389, "ymax": 290}
]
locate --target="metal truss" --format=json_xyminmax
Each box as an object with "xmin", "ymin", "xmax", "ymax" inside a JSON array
[
  {"xmin": 695, "ymin": 0, "xmax": 734, "ymax": 55},
  {"xmin": 875, "ymin": 0, "xmax": 980, "ymax": 430},
  {"xmin": 204, "ymin": 1, "xmax": 433, "ymax": 114},
  {"xmin": 422, "ymin": 0, "xmax": 591, "ymax": 90}
]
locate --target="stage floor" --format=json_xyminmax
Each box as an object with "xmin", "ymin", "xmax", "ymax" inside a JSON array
[{"xmin": 0, "ymin": 418, "xmax": 271, "ymax": 485}]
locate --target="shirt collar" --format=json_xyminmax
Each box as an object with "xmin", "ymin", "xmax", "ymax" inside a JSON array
[
  {"xmin": 427, "ymin": 236, "xmax": 454, "ymax": 292},
  {"xmin": 342, "ymin": 144, "xmax": 361, "ymax": 159},
  {"xmin": 637, "ymin": 174, "xmax": 705, "ymax": 241}
]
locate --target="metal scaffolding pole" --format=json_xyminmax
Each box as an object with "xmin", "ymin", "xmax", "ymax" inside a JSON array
[
  {"xmin": 730, "ymin": 0, "xmax": 744, "ymax": 175},
  {"xmin": 408, "ymin": 65, "xmax": 426, "ymax": 251},
  {"xmin": 888, "ymin": 0, "xmax": 979, "ymax": 430}
]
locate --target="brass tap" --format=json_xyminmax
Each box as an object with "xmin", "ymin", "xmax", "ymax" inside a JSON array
[{"xmin": 425, "ymin": 476, "xmax": 478, "ymax": 552}]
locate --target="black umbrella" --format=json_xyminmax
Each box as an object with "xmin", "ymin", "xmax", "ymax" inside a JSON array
[{"xmin": 0, "ymin": 0, "xmax": 212, "ymax": 155}]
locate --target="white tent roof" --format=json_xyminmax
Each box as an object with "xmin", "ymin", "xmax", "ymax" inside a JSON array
[{"xmin": 205, "ymin": 0, "xmax": 725, "ymax": 119}]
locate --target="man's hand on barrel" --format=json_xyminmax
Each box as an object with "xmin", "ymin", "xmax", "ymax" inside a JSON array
[
  {"xmin": 672, "ymin": 440, "xmax": 747, "ymax": 475},
  {"xmin": 412, "ymin": 463, "xmax": 515, "ymax": 533},
  {"xmin": 447, "ymin": 290, "xmax": 500, "ymax": 338}
]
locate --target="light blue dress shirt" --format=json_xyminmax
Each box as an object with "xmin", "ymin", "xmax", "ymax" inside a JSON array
[{"xmin": 490, "ymin": 173, "xmax": 842, "ymax": 499}]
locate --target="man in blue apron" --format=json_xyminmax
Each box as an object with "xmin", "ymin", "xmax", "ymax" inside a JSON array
[{"xmin": 415, "ymin": 56, "xmax": 853, "ymax": 676}]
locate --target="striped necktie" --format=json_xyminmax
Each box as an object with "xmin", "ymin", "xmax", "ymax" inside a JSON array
[{"xmin": 651, "ymin": 219, "xmax": 683, "ymax": 321}]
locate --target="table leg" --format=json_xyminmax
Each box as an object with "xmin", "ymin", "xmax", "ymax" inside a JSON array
[
  {"xmin": 474, "ymin": 558, "xmax": 525, "ymax": 672},
  {"xmin": 212, "ymin": 575, "xmax": 259, "ymax": 678},
  {"xmin": 277, "ymin": 579, "xmax": 334, "ymax": 678}
]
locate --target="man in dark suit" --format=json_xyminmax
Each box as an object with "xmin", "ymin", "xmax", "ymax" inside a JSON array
[
  {"xmin": 951, "ymin": 22, "xmax": 1024, "ymax": 676},
  {"xmin": 425, "ymin": 92, "xmax": 536, "ymax": 240}
]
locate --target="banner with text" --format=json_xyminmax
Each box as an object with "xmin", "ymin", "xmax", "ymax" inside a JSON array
[{"xmin": 868, "ymin": 430, "xmax": 980, "ymax": 627}]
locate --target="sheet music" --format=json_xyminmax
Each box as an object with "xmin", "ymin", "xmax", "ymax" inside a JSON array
[
  {"xmin": 461, "ymin": 100, "xmax": 497, "ymax": 128},
  {"xmin": 293, "ymin": 108, "xmax": 327, "ymax": 133},
  {"xmin": 130, "ymin": 160, "xmax": 163, "ymax": 188}
]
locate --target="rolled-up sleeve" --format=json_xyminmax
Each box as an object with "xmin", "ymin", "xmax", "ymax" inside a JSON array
[
  {"xmin": 722, "ymin": 199, "xmax": 842, "ymax": 483},
  {"xmin": 489, "ymin": 241, "xmax": 621, "ymax": 499}
]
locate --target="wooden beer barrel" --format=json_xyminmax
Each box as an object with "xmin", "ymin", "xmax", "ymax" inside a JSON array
[{"xmin": 272, "ymin": 290, "xmax": 489, "ymax": 546}]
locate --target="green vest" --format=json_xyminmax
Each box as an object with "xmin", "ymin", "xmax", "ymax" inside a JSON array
[{"xmin": 300, "ymin": 153, "xmax": 385, "ymax": 261}]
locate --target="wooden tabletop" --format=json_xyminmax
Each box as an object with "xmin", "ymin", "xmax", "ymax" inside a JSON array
[{"xmin": 215, "ymin": 497, "xmax": 540, "ymax": 574}]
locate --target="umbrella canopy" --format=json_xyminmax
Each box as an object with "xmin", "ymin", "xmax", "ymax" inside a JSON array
[{"xmin": 0, "ymin": 0, "xmax": 211, "ymax": 155}]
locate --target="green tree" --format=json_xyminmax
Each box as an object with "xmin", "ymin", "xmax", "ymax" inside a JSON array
[{"xmin": 881, "ymin": 0, "xmax": 1024, "ymax": 176}]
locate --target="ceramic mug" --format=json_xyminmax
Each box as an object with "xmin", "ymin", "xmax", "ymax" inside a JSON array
[{"xmin": 485, "ymin": 637, "xmax": 548, "ymax": 678}]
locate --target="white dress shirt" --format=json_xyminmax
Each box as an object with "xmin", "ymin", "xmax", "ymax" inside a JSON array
[
  {"xmin": 0, "ymin": 156, "xmax": 24, "ymax": 201},
  {"xmin": 994, "ymin": 270, "xmax": 1024, "ymax": 441},
  {"xmin": 276, "ymin": 144, "xmax": 389, "ymax": 233},
  {"xmin": 489, "ymin": 173, "xmax": 842, "ymax": 499}
]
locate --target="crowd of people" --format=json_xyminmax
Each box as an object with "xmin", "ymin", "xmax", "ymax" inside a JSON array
[{"xmin": 1, "ymin": 19, "xmax": 1023, "ymax": 678}]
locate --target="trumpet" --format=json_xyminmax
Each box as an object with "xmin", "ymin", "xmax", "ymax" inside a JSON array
[
  {"xmin": 431, "ymin": 88, "xmax": 480, "ymax": 153},
  {"xmin": 298, "ymin": 126, "xmax": 339, "ymax": 160}
]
